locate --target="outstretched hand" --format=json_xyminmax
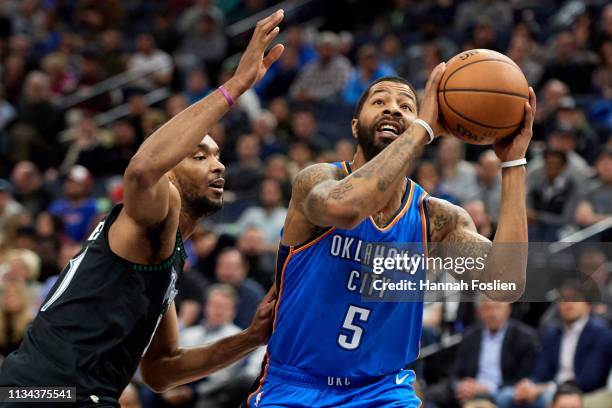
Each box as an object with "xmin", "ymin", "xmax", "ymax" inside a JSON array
[
  {"xmin": 493, "ymin": 87, "xmax": 537, "ymax": 162},
  {"xmin": 419, "ymin": 62, "xmax": 451, "ymax": 139},
  {"xmin": 233, "ymin": 10, "xmax": 285, "ymax": 92}
]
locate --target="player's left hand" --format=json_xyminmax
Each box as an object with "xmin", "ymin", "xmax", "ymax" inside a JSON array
[
  {"xmin": 493, "ymin": 86, "xmax": 536, "ymax": 162},
  {"xmin": 245, "ymin": 285, "xmax": 277, "ymax": 345}
]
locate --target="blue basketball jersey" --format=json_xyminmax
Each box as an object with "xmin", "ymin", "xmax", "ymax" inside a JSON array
[{"xmin": 266, "ymin": 161, "xmax": 430, "ymax": 378}]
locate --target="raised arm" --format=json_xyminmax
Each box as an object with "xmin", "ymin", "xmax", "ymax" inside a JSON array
[
  {"xmin": 140, "ymin": 287, "xmax": 276, "ymax": 393},
  {"xmin": 289, "ymin": 63, "xmax": 447, "ymax": 232},
  {"xmin": 428, "ymin": 88, "xmax": 536, "ymax": 301},
  {"xmin": 122, "ymin": 10, "xmax": 285, "ymax": 226}
]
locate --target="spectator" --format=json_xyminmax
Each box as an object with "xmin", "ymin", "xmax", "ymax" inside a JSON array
[
  {"xmin": 99, "ymin": 29, "xmax": 125, "ymax": 77},
  {"xmin": 538, "ymin": 30, "xmax": 596, "ymax": 95},
  {"xmin": 290, "ymin": 108, "xmax": 330, "ymax": 152},
  {"xmin": 264, "ymin": 154, "xmax": 292, "ymax": 201},
  {"xmin": 224, "ymin": 133, "xmax": 264, "ymax": 199},
  {"xmin": 472, "ymin": 150, "xmax": 501, "ymax": 221},
  {"xmin": 176, "ymin": 11, "xmax": 228, "ymax": 72},
  {"xmin": 237, "ymin": 226, "xmax": 275, "ymax": 288},
  {"xmin": 214, "ymin": 248, "xmax": 265, "ymax": 329},
  {"xmin": 527, "ymin": 149, "xmax": 577, "ymax": 241},
  {"xmin": 287, "ymin": 140, "xmax": 316, "ymax": 180},
  {"xmin": 0, "ymin": 180, "xmax": 24, "ymax": 244},
  {"xmin": 48, "ymin": 165, "xmax": 103, "ymax": 242},
  {"xmin": 10, "ymin": 161, "xmax": 53, "ymax": 216},
  {"xmin": 335, "ymin": 139, "xmax": 355, "ymax": 163},
  {"xmin": 284, "ymin": 25, "xmax": 318, "ymax": 69},
  {"xmin": 415, "ymin": 160, "xmax": 459, "ymax": 204},
  {"xmin": 554, "ymin": 97, "xmax": 599, "ymax": 163},
  {"xmin": 106, "ymin": 120, "xmax": 139, "ymax": 176},
  {"xmin": 183, "ymin": 68, "xmax": 212, "ymax": 105},
  {"xmin": 1, "ymin": 248, "xmax": 41, "ymax": 290},
  {"xmin": 74, "ymin": 48, "xmax": 112, "ymax": 113},
  {"xmin": 343, "ymin": 44, "xmax": 396, "ymax": 105},
  {"xmin": 465, "ymin": 200, "xmax": 496, "ymax": 241},
  {"xmin": 496, "ymin": 283, "xmax": 612, "ymax": 408},
  {"xmin": 236, "ymin": 178, "xmax": 287, "ymax": 248},
  {"xmin": 251, "ymin": 110, "xmax": 286, "ymax": 160},
  {"xmin": 425, "ymin": 300, "xmax": 538, "ymax": 408},
  {"xmin": 0, "ymin": 84, "xmax": 16, "ymax": 131},
  {"xmin": 178, "ymin": 0, "xmax": 224, "ymax": 34},
  {"xmin": 165, "ymin": 93, "xmax": 188, "ymax": 118},
  {"xmin": 574, "ymin": 147, "xmax": 612, "ymax": 229},
  {"xmin": 290, "ymin": 31, "xmax": 351, "ymax": 103},
  {"xmin": 454, "ymin": 1, "xmax": 512, "ymax": 34},
  {"xmin": 549, "ymin": 384, "xmax": 582, "ymax": 408},
  {"xmin": 254, "ymin": 45, "xmax": 301, "ymax": 101},
  {"xmin": 0, "ymin": 280, "xmax": 34, "ymax": 358},
  {"xmin": 41, "ymin": 52, "xmax": 77, "ymax": 97},
  {"xmin": 60, "ymin": 114, "xmax": 114, "ymax": 176},
  {"xmin": 507, "ymin": 30, "xmax": 544, "ymax": 86},
  {"xmin": 534, "ymin": 80, "xmax": 570, "ymax": 139},
  {"xmin": 126, "ymin": 33, "xmax": 173, "ymax": 92},
  {"xmin": 436, "ymin": 137, "xmax": 479, "ymax": 205}
]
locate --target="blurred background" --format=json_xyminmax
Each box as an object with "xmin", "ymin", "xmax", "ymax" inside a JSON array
[{"xmin": 0, "ymin": 0, "xmax": 610, "ymax": 407}]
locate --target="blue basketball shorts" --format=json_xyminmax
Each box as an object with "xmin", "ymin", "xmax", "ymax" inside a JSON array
[{"xmin": 245, "ymin": 362, "xmax": 421, "ymax": 408}]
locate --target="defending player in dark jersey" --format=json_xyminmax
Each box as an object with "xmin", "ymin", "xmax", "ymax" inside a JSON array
[
  {"xmin": 243, "ymin": 64, "xmax": 536, "ymax": 406},
  {"xmin": 0, "ymin": 10, "xmax": 286, "ymax": 408}
]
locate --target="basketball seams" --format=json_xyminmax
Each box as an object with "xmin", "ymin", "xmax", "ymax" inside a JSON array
[{"xmin": 437, "ymin": 89, "xmax": 528, "ymax": 99}]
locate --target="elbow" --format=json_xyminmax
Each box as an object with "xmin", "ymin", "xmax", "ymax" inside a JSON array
[
  {"xmin": 325, "ymin": 204, "xmax": 364, "ymax": 230},
  {"xmin": 125, "ymin": 155, "xmax": 157, "ymax": 188},
  {"xmin": 484, "ymin": 280, "xmax": 526, "ymax": 302},
  {"xmin": 140, "ymin": 364, "xmax": 172, "ymax": 393}
]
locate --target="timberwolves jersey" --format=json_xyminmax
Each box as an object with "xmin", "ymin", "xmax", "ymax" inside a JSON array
[
  {"xmin": 0, "ymin": 204, "xmax": 186, "ymax": 407},
  {"xmin": 267, "ymin": 161, "xmax": 429, "ymax": 377}
]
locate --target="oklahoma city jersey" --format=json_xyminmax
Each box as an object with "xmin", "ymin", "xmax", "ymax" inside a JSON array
[{"xmin": 266, "ymin": 161, "xmax": 429, "ymax": 379}]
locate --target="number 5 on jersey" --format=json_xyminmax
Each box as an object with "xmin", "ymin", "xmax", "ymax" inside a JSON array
[{"xmin": 337, "ymin": 305, "xmax": 371, "ymax": 350}]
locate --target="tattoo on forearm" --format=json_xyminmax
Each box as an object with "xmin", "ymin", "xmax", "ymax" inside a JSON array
[{"xmin": 330, "ymin": 182, "xmax": 354, "ymax": 200}]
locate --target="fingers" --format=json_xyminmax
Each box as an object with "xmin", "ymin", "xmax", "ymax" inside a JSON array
[
  {"xmin": 262, "ymin": 284, "xmax": 277, "ymax": 303},
  {"xmin": 424, "ymin": 62, "xmax": 446, "ymax": 93},
  {"xmin": 523, "ymin": 87, "xmax": 536, "ymax": 129},
  {"xmin": 258, "ymin": 9, "xmax": 284, "ymax": 38},
  {"xmin": 263, "ymin": 44, "xmax": 285, "ymax": 69},
  {"xmin": 528, "ymin": 86, "xmax": 537, "ymax": 112}
]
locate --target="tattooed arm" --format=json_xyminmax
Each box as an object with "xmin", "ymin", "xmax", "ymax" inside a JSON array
[{"xmin": 427, "ymin": 88, "xmax": 536, "ymax": 301}]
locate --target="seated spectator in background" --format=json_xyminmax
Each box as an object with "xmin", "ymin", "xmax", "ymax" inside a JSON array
[
  {"xmin": 554, "ymin": 97, "xmax": 599, "ymax": 163},
  {"xmin": 454, "ymin": 0, "xmax": 513, "ymax": 34},
  {"xmin": 527, "ymin": 149, "xmax": 577, "ymax": 241},
  {"xmin": 284, "ymin": 25, "xmax": 318, "ymax": 69},
  {"xmin": 290, "ymin": 108, "xmax": 330, "ymax": 152},
  {"xmin": 10, "ymin": 161, "xmax": 52, "ymax": 215},
  {"xmin": 335, "ymin": 139, "xmax": 355, "ymax": 163},
  {"xmin": 465, "ymin": 200, "xmax": 496, "ymax": 241},
  {"xmin": 534, "ymin": 80, "xmax": 570, "ymax": 139},
  {"xmin": 118, "ymin": 382, "xmax": 141, "ymax": 408},
  {"xmin": 177, "ymin": 11, "xmax": 227, "ymax": 73},
  {"xmin": 436, "ymin": 137, "xmax": 479, "ymax": 204},
  {"xmin": 0, "ymin": 280, "xmax": 34, "ymax": 358},
  {"xmin": 538, "ymin": 30, "xmax": 596, "ymax": 95},
  {"xmin": 506, "ymin": 28, "xmax": 544, "ymax": 86},
  {"xmin": 170, "ymin": 284, "xmax": 243, "ymax": 407},
  {"xmin": 176, "ymin": 266, "xmax": 208, "ymax": 330},
  {"xmin": 574, "ymin": 147, "xmax": 612, "ymax": 230},
  {"xmin": 425, "ymin": 300, "xmax": 538, "ymax": 408},
  {"xmin": 127, "ymin": 33, "xmax": 173, "ymax": 91},
  {"xmin": 251, "ymin": 110, "xmax": 287, "ymax": 160},
  {"xmin": 472, "ymin": 150, "xmax": 501, "ymax": 221},
  {"xmin": 60, "ymin": 115, "xmax": 114, "ymax": 177},
  {"xmin": 74, "ymin": 49, "xmax": 112, "ymax": 114},
  {"xmin": 214, "ymin": 248, "xmax": 265, "ymax": 329},
  {"xmin": 0, "ymin": 180, "xmax": 23, "ymax": 244},
  {"xmin": 183, "ymin": 68, "xmax": 212, "ymax": 105},
  {"xmin": 593, "ymin": 39, "xmax": 612, "ymax": 98},
  {"xmin": 415, "ymin": 161, "xmax": 458, "ymax": 204},
  {"xmin": 264, "ymin": 154, "xmax": 292, "ymax": 201},
  {"xmin": 224, "ymin": 133, "xmax": 264, "ymax": 200},
  {"xmin": 1, "ymin": 248, "xmax": 41, "ymax": 291},
  {"xmin": 99, "ymin": 29, "xmax": 125, "ymax": 77},
  {"xmin": 237, "ymin": 226, "xmax": 275, "ymax": 289},
  {"xmin": 48, "ymin": 165, "xmax": 104, "ymax": 242},
  {"xmin": 106, "ymin": 120, "xmax": 140, "ymax": 176},
  {"xmin": 40, "ymin": 52, "xmax": 77, "ymax": 98},
  {"xmin": 549, "ymin": 384, "xmax": 583, "ymax": 408},
  {"xmin": 254, "ymin": 45, "xmax": 301, "ymax": 101},
  {"xmin": 287, "ymin": 140, "xmax": 316, "ymax": 180},
  {"xmin": 342, "ymin": 44, "xmax": 396, "ymax": 105},
  {"xmin": 165, "ymin": 93, "xmax": 189, "ymax": 118},
  {"xmin": 528, "ymin": 125, "xmax": 591, "ymax": 184},
  {"xmin": 290, "ymin": 31, "xmax": 351, "ymax": 103},
  {"xmin": 236, "ymin": 178, "xmax": 287, "ymax": 249},
  {"xmin": 496, "ymin": 284, "xmax": 612, "ymax": 408}
]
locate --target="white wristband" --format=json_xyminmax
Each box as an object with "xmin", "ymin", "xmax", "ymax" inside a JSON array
[
  {"xmin": 413, "ymin": 119, "xmax": 435, "ymax": 144},
  {"xmin": 500, "ymin": 158, "xmax": 527, "ymax": 168}
]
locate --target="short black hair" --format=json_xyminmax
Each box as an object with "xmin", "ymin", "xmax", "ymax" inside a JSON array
[
  {"xmin": 353, "ymin": 76, "xmax": 418, "ymax": 118},
  {"xmin": 543, "ymin": 147, "xmax": 567, "ymax": 164},
  {"xmin": 551, "ymin": 383, "xmax": 582, "ymax": 405}
]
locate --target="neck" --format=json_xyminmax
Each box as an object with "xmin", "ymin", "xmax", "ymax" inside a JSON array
[{"xmin": 178, "ymin": 207, "xmax": 198, "ymax": 239}]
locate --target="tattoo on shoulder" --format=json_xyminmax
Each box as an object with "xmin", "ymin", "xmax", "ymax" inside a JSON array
[
  {"xmin": 427, "ymin": 198, "xmax": 475, "ymax": 242},
  {"xmin": 294, "ymin": 165, "xmax": 344, "ymax": 196}
]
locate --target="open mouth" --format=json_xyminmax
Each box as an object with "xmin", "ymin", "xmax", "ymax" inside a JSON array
[
  {"xmin": 376, "ymin": 120, "xmax": 403, "ymax": 140},
  {"xmin": 209, "ymin": 178, "xmax": 225, "ymax": 193}
]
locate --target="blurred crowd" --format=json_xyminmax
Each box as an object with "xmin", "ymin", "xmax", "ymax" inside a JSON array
[{"xmin": 0, "ymin": 0, "xmax": 611, "ymax": 407}]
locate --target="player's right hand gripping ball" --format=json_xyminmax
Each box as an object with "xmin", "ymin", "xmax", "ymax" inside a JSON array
[{"xmin": 437, "ymin": 49, "xmax": 529, "ymax": 145}]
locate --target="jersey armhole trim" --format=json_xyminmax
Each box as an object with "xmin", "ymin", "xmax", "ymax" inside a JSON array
[
  {"xmin": 419, "ymin": 192, "xmax": 430, "ymax": 257},
  {"xmin": 289, "ymin": 226, "xmax": 336, "ymax": 254}
]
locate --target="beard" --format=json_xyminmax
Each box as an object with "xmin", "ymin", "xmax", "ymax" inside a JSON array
[
  {"xmin": 175, "ymin": 177, "xmax": 223, "ymax": 219},
  {"xmin": 356, "ymin": 121, "xmax": 394, "ymax": 162}
]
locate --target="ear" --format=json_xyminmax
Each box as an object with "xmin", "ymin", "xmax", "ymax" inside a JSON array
[{"xmin": 351, "ymin": 118, "xmax": 358, "ymax": 140}]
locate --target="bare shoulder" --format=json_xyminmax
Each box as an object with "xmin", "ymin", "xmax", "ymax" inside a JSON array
[
  {"xmin": 426, "ymin": 196, "xmax": 480, "ymax": 243},
  {"xmin": 109, "ymin": 184, "xmax": 182, "ymax": 264},
  {"xmin": 291, "ymin": 163, "xmax": 345, "ymax": 202}
]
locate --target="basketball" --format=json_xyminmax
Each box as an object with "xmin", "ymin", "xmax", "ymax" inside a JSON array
[{"xmin": 437, "ymin": 49, "xmax": 529, "ymax": 145}]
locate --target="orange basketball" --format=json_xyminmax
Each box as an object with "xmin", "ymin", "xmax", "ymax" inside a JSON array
[{"xmin": 437, "ymin": 49, "xmax": 529, "ymax": 145}]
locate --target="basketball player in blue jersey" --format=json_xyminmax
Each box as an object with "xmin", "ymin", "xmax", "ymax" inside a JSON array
[{"xmin": 244, "ymin": 62, "xmax": 537, "ymax": 406}]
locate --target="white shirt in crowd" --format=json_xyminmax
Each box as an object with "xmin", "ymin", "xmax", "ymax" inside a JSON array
[{"xmin": 556, "ymin": 314, "xmax": 589, "ymax": 384}]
